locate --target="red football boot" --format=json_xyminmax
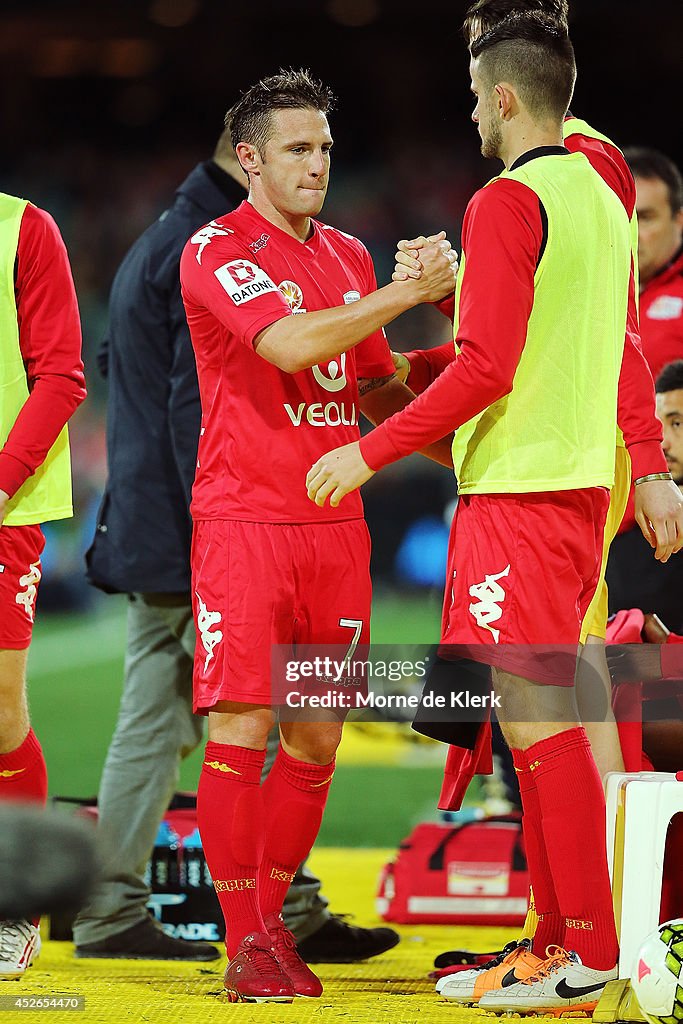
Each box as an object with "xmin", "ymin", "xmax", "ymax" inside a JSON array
[
  {"xmin": 265, "ymin": 913, "xmax": 323, "ymax": 998},
  {"xmin": 222, "ymin": 931, "xmax": 295, "ymax": 1003}
]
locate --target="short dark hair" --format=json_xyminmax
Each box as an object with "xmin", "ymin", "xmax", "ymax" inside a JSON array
[
  {"xmin": 623, "ymin": 147, "xmax": 683, "ymax": 214},
  {"xmin": 656, "ymin": 360, "xmax": 683, "ymax": 394},
  {"xmin": 226, "ymin": 68, "xmax": 336, "ymax": 155},
  {"xmin": 470, "ymin": 12, "xmax": 576, "ymax": 123},
  {"xmin": 463, "ymin": 0, "xmax": 569, "ymax": 44}
]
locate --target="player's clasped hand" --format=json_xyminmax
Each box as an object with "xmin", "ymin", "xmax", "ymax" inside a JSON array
[
  {"xmin": 393, "ymin": 232, "xmax": 459, "ymax": 284},
  {"xmin": 306, "ymin": 441, "xmax": 374, "ymax": 508}
]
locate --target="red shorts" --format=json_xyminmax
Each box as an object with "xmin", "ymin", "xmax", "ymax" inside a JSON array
[
  {"xmin": 441, "ymin": 488, "xmax": 609, "ymax": 684},
  {"xmin": 191, "ymin": 519, "xmax": 372, "ymax": 711},
  {"xmin": 0, "ymin": 525, "xmax": 45, "ymax": 650}
]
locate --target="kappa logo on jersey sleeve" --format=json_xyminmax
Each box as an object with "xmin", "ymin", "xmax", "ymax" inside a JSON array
[
  {"xmin": 190, "ymin": 221, "xmax": 234, "ymax": 264},
  {"xmin": 214, "ymin": 260, "xmax": 277, "ymax": 305}
]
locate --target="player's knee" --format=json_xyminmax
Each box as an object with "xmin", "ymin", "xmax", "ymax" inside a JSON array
[
  {"xmin": 280, "ymin": 720, "xmax": 343, "ymax": 765},
  {"xmin": 0, "ymin": 649, "xmax": 29, "ymax": 712},
  {"xmin": 208, "ymin": 703, "xmax": 274, "ymax": 749}
]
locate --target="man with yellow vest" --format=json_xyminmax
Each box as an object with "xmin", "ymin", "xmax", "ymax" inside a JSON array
[
  {"xmin": 0, "ymin": 193, "xmax": 86, "ymax": 978},
  {"xmin": 389, "ymin": 5, "xmax": 683, "ymax": 999},
  {"xmin": 306, "ymin": 13, "xmax": 653, "ymax": 1015}
]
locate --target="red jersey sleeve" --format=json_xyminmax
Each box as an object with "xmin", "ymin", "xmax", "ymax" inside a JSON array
[
  {"xmin": 434, "ymin": 293, "xmax": 455, "ymax": 321},
  {"xmin": 618, "ymin": 288, "xmax": 667, "ymax": 478},
  {"xmin": 180, "ymin": 230, "xmax": 293, "ymax": 349},
  {"xmin": 354, "ymin": 247, "xmax": 396, "ymax": 379},
  {"xmin": 360, "ymin": 178, "xmax": 541, "ymax": 470},
  {"xmin": 0, "ymin": 203, "xmax": 86, "ymax": 498},
  {"xmin": 404, "ymin": 342, "xmax": 456, "ymax": 395}
]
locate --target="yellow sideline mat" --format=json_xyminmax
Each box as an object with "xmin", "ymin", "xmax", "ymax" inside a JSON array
[
  {"xmin": 335, "ymin": 721, "xmax": 446, "ymax": 766},
  {"xmin": 6, "ymin": 849, "xmax": 518, "ymax": 1023}
]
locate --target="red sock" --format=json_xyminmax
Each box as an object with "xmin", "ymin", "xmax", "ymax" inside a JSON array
[
  {"xmin": 197, "ymin": 742, "xmax": 266, "ymax": 958},
  {"xmin": 0, "ymin": 730, "xmax": 47, "ymax": 805},
  {"xmin": 259, "ymin": 746, "xmax": 335, "ymax": 922},
  {"xmin": 525, "ymin": 727, "xmax": 618, "ymax": 969},
  {"xmin": 512, "ymin": 747, "xmax": 563, "ymax": 953}
]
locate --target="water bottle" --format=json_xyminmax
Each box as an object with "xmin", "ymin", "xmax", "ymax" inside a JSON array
[
  {"xmin": 167, "ymin": 824, "xmax": 181, "ymax": 890},
  {"xmin": 151, "ymin": 821, "xmax": 174, "ymax": 891},
  {"xmin": 182, "ymin": 828, "xmax": 205, "ymax": 890},
  {"xmin": 151, "ymin": 821, "xmax": 182, "ymax": 891}
]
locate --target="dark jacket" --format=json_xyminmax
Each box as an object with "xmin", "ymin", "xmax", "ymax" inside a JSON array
[
  {"xmin": 606, "ymin": 525, "xmax": 683, "ymax": 635},
  {"xmin": 86, "ymin": 162, "xmax": 245, "ymax": 593}
]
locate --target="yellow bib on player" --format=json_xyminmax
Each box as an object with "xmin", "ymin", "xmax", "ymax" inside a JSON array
[
  {"xmin": 451, "ymin": 151, "xmax": 630, "ymax": 495},
  {"xmin": 0, "ymin": 192, "xmax": 73, "ymax": 525},
  {"xmin": 562, "ymin": 117, "xmax": 642, "ymax": 451}
]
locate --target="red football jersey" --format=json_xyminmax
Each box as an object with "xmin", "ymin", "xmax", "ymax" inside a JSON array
[
  {"xmin": 640, "ymin": 247, "xmax": 683, "ymax": 382},
  {"xmin": 180, "ymin": 200, "xmax": 394, "ymax": 523}
]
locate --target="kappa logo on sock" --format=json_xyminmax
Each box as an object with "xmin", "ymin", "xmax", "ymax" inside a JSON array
[
  {"xmin": 195, "ymin": 592, "xmax": 223, "ymax": 671},
  {"xmin": 0, "ymin": 768, "xmax": 26, "ymax": 778},
  {"xmin": 214, "ymin": 878, "xmax": 256, "ymax": 893},
  {"xmin": 204, "ymin": 760, "xmax": 242, "ymax": 776},
  {"xmin": 468, "ymin": 564, "xmax": 510, "ymax": 643},
  {"xmin": 270, "ymin": 868, "xmax": 295, "ymax": 884},
  {"xmin": 565, "ymin": 917, "xmax": 594, "ymax": 931},
  {"xmin": 15, "ymin": 562, "xmax": 42, "ymax": 623},
  {"xmin": 310, "ymin": 772, "xmax": 335, "ymax": 789}
]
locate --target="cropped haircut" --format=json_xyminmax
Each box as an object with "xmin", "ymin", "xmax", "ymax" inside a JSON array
[
  {"xmin": 656, "ymin": 360, "xmax": 683, "ymax": 395},
  {"xmin": 470, "ymin": 12, "xmax": 576, "ymax": 123},
  {"xmin": 226, "ymin": 68, "xmax": 336, "ymax": 156},
  {"xmin": 463, "ymin": 0, "xmax": 569, "ymax": 44},
  {"xmin": 623, "ymin": 147, "xmax": 683, "ymax": 214}
]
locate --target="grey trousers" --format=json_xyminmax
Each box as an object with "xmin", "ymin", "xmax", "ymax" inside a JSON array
[{"xmin": 73, "ymin": 593, "xmax": 329, "ymax": 946}]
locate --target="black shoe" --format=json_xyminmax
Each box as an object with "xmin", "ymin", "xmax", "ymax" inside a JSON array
[
  {"xmin": 296, "ymin": 915, "xmax": 400, "ymax": 964},
  {"xmin": 74, "ymin": 917, "xmax": 220, "ymax": 961}
]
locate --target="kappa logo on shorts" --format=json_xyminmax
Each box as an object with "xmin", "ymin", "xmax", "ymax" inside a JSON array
[
  {"xmin": 468, "ymin": 564, "xmax": 511, "ymax": 644},
  {"xmin": 195, "ymin": 592, "xmax": 223, "ymax": 671},
  {"xmin": 15, "ymin": 562, "xmax": 42, "ymax": 623}
]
